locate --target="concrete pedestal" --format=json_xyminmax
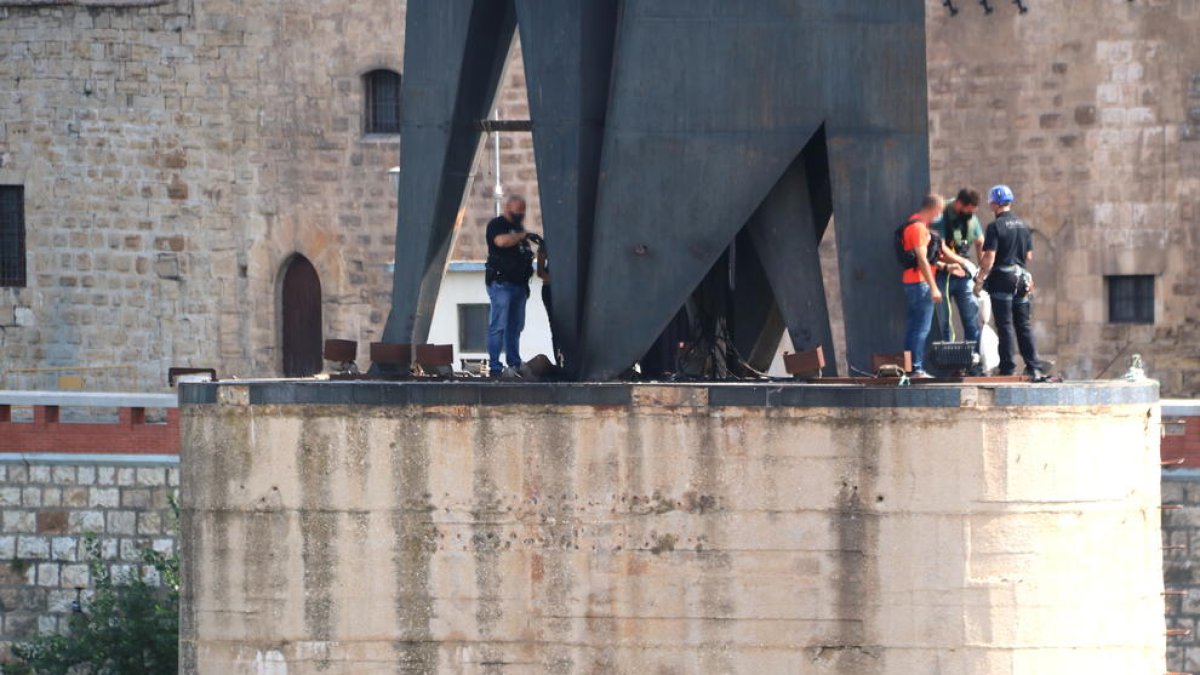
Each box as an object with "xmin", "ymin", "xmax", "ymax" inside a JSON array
[{"xmin": 179, "ymin": 381, "xmax": 1164, "ymax": 674}]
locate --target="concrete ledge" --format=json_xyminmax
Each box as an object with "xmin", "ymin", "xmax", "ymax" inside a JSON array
[
  {"xmin": 178, "ymin": 380, "xmax": 1158, "ymax": 409},
  {"xmin": 1163, "ymin": 399, "xmax": 1200, "ymax": 417},
  {"xmin": 0, "ymin": 391, "xmax": 178, "ymax": 408},
  {"xmin": 0, "ymin": 453, "xmax": 179, "ymax": 466}
]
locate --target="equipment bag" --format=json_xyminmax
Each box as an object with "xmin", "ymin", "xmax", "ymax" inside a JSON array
[{"xmin": 893, "ymin": 218, "xmax": 941, "ymax": 270}]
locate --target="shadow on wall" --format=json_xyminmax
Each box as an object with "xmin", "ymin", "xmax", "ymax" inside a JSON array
[{"xmin": 1027, "ymin": 229, "xmax": 1058, "ymax": 362}]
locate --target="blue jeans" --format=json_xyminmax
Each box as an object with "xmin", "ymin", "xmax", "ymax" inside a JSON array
[
  {"xmin": 935, "ymin": 271, "xmax": 981, "ymax": 345},
  {"xmin": 486, "ymin": 281, "xmax": 526, "ymax": 375},
  {"xmin": 904, "ymin": 282, "xmax": 934, "ymax": 372}
]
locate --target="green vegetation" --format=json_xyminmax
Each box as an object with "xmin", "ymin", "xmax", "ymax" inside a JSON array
[{"xmin": 2, "ymin": 530, "xmax": 178, "ymax": 674}]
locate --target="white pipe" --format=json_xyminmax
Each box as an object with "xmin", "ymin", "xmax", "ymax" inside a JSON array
[{"xmin": 492, "ymin": 108, "xmax": 503, "ymax": 216}]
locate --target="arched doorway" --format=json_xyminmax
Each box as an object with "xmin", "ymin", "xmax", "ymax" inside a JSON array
[{"xmin": 281, "ymin": 255, "xmax": 323, "ymax": 377}]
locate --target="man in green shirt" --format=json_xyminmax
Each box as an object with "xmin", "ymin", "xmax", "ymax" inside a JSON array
[{"xmin": 935, "ymin": 188, "xmax": 984, "ymax": 347}]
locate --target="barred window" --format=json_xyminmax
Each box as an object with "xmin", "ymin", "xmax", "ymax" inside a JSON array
[
  {"xmin": 364, "ymin": 69, "xmax": 402, "ymax": 135},
  {"xmin": 0, "ymin": 186, "xmax": 25, "ymax": 288},
  {"xmin": 1106, "ymin": 275, "xmax": 1154, "ymax": 324},
  {"xmin": 458, "ymin": 304, "xmax": 489, "ymax": 354}
]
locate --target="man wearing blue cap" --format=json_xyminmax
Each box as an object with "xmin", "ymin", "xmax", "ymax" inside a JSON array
[{"xmin": 974, "ymin": 185, "xmax": 1048, "ymax": 379}]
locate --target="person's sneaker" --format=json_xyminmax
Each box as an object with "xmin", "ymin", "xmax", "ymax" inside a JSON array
[
  {"xmin": 909, "ymin": 370, "xmax": 934, "ymax": 379},
  {"xmin": 500, "ymin": 366, "xmax": 523, "ymax": 380},
  {"xmin": 1024, "ymin": 359, "xmax": 1054, "ymax": 380}
]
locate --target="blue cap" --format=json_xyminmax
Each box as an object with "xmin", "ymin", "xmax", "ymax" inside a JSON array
[{"xmin": 989, "ymin": 185, "xmax": 1014, "ymax": 205}]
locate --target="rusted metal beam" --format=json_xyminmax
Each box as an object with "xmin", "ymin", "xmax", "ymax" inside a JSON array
[{"xmin": 477, "ymin": 119, "xmax": 533, "ymax": 133}]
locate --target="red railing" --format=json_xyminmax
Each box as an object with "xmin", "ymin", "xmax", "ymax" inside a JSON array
[{"xmin": 0, "ymin": 392, "xmax": 179, "ymax": 455}]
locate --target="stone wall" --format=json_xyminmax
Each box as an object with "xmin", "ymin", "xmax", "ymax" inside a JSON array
[
  {"xmin": 1164, "ymin": 471, "xmax": 1200, "ymax": 674},
  {"xmin": 0, "ymin": 455, "xmax": 178, "ymax": 649},
  {"xmin": 0, "ymin": 0, "xmax": 538, "ymax": 389},
  {"xmin": 926, "ymin": 0, "xmax": 1200, "ymax": 393},
  {"xmin": 180, "ymin": 380, "xmax": 1164, "ymax": 674}
]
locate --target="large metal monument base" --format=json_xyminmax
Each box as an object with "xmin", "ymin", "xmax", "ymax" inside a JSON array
[{"xmin": 383, "ymin": 2, "xmax": 931, "ymax": 381}]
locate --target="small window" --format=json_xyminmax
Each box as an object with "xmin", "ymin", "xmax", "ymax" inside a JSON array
[
  {"xmin": 363, "ymin": 69, "xmax": 402, "ymax": 135},
  {"xmin": 0, "ymin": 185, "xmax": 26, "ymax": 287},
  {"xmin": 1107, "ymin": 275, "xmax": 1154, "ymax": 324},
  {"xmin": 458, "ymin": 304, "xmax": 490, "ymax": 354}
]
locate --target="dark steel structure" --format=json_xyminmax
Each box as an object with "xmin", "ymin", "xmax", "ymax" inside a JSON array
[{"xmin": 383, "ymin": 1, "xmax": 930, "ymax": 381}]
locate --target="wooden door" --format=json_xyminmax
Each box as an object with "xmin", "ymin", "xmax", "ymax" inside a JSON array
[{"xmin": 281, "ymin": 255, "xmax": 323, "ymax": 377}]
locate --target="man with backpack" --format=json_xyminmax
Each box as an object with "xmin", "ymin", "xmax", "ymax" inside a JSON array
[
  {"xmin": 485, "ymin": 196, "xmax": 540, "ymax": 377},
  {"xmin": 897, "ymin": 194, "xmax": 946, "ymax": 378}
]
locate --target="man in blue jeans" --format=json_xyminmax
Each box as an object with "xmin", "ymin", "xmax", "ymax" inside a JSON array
[
  {"xmin": 935, "ymin": 189, "xmax": 984, "ymax": 349},
  {"xmin": 900, "ymin": 194, "xmax": 945, "ymax": 378},
  {"xmin": 484, "ymin": 196, "xmax": 539, "ymax": 377}
]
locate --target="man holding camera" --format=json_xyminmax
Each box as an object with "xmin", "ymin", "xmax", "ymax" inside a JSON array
[{"xmin": 485, "ymin": 195, "xmax": 542, "ymax": 377}]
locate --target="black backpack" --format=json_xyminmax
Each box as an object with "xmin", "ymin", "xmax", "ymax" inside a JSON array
[{"xmin": 893, "ymin": 217, "xmax": 940, "ymax": 270}]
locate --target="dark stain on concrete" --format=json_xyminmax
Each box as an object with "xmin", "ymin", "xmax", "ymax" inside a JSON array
[
  {"xmin": 298, "ymin": 416, "xmax": 337, "ymax": 663},
  {"xmin": 817, "ymin": 413, "xmax": 883, "ymax": 673},
  {"xmin": 471, "ymin": 413, "xmax": 506, "ymax": 674},
  {"xmin": 242, "ymin": 505, "xmax": 290, "ymax": 641},
  {"xmin": 538, "ymin": 412, "xmax": 579, "ymax": 675},
  {"xmin": 391, "ymin": 412, "xmax": 438, "ymax": 673},
  {"xmin": 694, "ymin": 415, "xmax": 735, "ymax": 674},
  {"xmin": 649, "ymin": 532, "xmax": 677, "ymax": 555}
]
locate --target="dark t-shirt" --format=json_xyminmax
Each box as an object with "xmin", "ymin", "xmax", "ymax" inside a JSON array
[
  {"xmin": 485, "ymin": 216, "xmax": 532, "ymax": 285},
  {"xmin": 983, "ymin": 211, "xmax": 1033, "ymax": 268}
]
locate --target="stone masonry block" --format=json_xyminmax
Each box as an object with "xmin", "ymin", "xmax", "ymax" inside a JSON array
[
  {"xmin": 119, "ymin": 539, "xmax": 143, "ymax": 562},
  {"xmin": 42, "ymin": 488, "xmax": 62, "ymax": 507},
  {"xmin": 21, "ymin": 488, "xmax": 41, "ymax": 508},
  {"xmin": 138, "ymin": 512, "xmax": 162, "ymax": 535},
  {"xmin": 28, "ymin": 466, "xmax": 50, "ymax": 483},
  {"xmin": 136, "ymin": 468, "xmax": 166, "ymax": 486},
  {"xmin": 76, "ymin": 467, "xmax": 96, "ymax": 485},
  {"xmin": 0, "ymin": 488, "xmax": 21, "ymax": 507},
  {"xmin": 50, "ymin": 537, "xmax": 78, "ymax": 562},
  {"xmin": 49, "ymin": 467, "xmax": 76, "ymax": 485},
  {"xmin": 106, "ymin": 511, "xmax": 136, "ymax": 535},
  {"xmin": 67, "ymin": 511, "xmax": 104, "ymax": 534},
  {"xmin": 116, "ymin": 469, "xmax": 136, "ymax": 486},
  {"xmin": 89, "ymin": 488, "xmax": 120, "ymax": 508},
  {"xmin": 121, "ymin": 489, "xmax": 151, "ymax": 509},
  {"xmin": 60, "ymin": 564, "xmax": 88, "ymax": 589},
  {"xmin": 16, "ymin": 536, "xmax": 49, "ymax": 559},
  {"xmin": 0, "ymin": 536, "xmax": 15, "ymax": 559},
  {"xmin": 35, "ymin": 511, "xmax": 68, "ymax": 535},
  {"xmin": 4, "ymin": 511, "xmax": 35, "ymax": 533},
  {"xmin": 96, "ymin": 467, "xmax": 116, "ymax": 486},
  {"xmin": 62, "ymin": 488, "xmax": 88, "ymax": 508},
  {"xmin": 36, "ymin": 564, "xmax": 59, "ymax": 588}
]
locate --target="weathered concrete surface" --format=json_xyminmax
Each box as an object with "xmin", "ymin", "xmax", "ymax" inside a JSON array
[{"xmin": 180, "ymin": 382, "xmax": 1165, "ymax": 674}]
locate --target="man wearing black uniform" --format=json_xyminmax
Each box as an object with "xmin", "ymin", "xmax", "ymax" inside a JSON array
[
  {"xmin": 974, "ymin": 185, "xmax": 1047, "ymax": 378},
  {"xmin": 485, "ymin": 196, "xmax": 539, "ymax": 377}
]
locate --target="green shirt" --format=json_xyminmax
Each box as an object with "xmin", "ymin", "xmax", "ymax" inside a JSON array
[{"xmin": 940, "ymin": 204, "xmax": 983, "ymax": 259}]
